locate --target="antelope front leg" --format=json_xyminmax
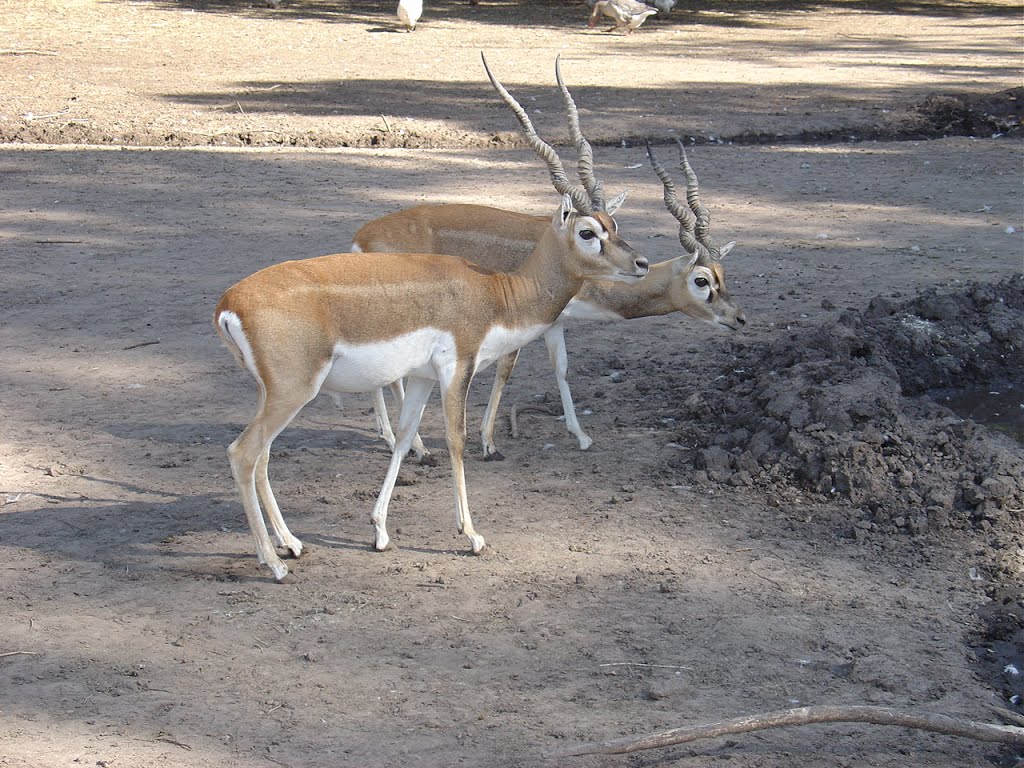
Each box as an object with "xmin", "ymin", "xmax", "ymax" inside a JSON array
[
  {"xmin": 387, "ymin": 379, "xmax": 431, "ymax": 462},
  {"xmin": 480, "ymin": 349, "xmax": 519, "ymax": 460},
  {"xmin": 370, "ymin": 376, "xmax": 434, "ymax": 551},
  {"xmin": 442, "ymin": 364, "xmax": 486, "ymax": 554},
  {"xmin": 543, "ymin": 323, "xmax": 592, "ymax": 450},
  {"xmin": 372, "ymin": 382, "xmax": 431, "ymax": 461}
]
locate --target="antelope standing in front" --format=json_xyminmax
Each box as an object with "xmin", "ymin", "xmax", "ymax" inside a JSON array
[
  {"xmin": 214, "ymin": 56, "xmax": 648, "ymax": 581},
  {"xmin": 353, "ymin": 139, "xmax": 745, "ymax": 459}
]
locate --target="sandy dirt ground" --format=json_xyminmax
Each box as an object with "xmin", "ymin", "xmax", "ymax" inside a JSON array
[{"xmin": 1, "ymin": 1, "xmax": 1023, "ymax": 767}]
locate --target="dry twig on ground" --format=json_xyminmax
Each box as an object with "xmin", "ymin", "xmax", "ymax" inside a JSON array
[
  {"xmin": 0, "ymin": 49, "xmax": 58, "ymax": 56},
  {"xmin": 509, "ymin": 404, "xmax": 557, "ymax": 439},
  {"xmin": 548, "ymin": 705, "xmax": 1024, "ymax": 758}
]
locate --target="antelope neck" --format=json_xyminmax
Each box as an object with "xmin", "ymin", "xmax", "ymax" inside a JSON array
[{"xmin": 577, "ymin": 260, "xmax": 677, "ymax": 320}]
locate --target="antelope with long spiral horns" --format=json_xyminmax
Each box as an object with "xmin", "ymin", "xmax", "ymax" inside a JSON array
[
  {"xmin": 353, "ymin": 135, "xmax": 745, "ymax": 459},
  {"xmin": 213, "ymin": 54, "xmax": 649, "ymax": 581}
]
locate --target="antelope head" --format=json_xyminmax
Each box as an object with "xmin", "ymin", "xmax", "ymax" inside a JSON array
[{"xmin": 647, "ymin": 139, "xmax": 746, "ymax": 331}]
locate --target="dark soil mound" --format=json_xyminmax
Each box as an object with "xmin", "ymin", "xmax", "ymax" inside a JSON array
[
  {"xmin": 649, "ymin": 276, "xmax": 1024, "ymax": 712},
  {"xmin": 911, "ymin": 88, "xmax": 1023, "ymax": 140},
  {"xmin": 658, "ymin": 276, "xmax": 1024, "ymax": 558}
]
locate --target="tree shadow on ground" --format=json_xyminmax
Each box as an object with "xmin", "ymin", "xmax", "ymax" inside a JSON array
[
  {"xmin": 130, "ymin": 0, "xmax": 1024, "ymax": 31},
  {"xmin": 156, "ymin": 77, "xmax": 1023, "ymax": 146}
]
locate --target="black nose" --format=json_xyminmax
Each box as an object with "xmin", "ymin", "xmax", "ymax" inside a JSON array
[
  {"xmin": 736, "ymin": 314, "xmax": 747, "ymax": 326},
  {"xmin": 635, "ymin": 257, "xmax": 649, "ymax": 272}
]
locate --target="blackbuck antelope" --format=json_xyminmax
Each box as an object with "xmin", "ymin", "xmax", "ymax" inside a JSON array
[
  {"xmin": 214, "ymin": 56, "xmax": 648, "ymax": 581},
  {"xmin": 353, "ymin": 139, "xmax": 746, "ymax": 459}
]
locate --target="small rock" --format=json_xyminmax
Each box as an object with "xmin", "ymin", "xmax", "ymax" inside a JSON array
[{"xmin": 645, "ymin": 678, "xmax": 691, "ymax": 701}]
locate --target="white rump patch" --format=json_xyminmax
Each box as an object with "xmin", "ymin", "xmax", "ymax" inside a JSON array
[{"xmin": 217, "ymin": 310, "xmax": 260, "ymax": 379}]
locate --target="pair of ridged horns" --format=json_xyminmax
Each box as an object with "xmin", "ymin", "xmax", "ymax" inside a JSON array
[
  {"xmin": 646, "ymin": 139, "xmax": 723, "ymax": 262},
  {"xmin": 481, "ymin": 53, "xmax": 722, "ymax": 262},
  {"xmin": 481, "ymin": 52, "xmax": 607, "ymax": 216}
]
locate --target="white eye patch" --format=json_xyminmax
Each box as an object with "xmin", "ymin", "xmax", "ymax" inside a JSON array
[
  {"xmin": 574, "ymin": 217, "xmax": 607, "ymax": 251},
  {"xmin": 688, "ymin": 267, "xmax": 716, "ymax": 300}
]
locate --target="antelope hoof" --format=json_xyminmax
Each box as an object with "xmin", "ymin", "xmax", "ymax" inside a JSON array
[
  {"xmin": 483, "ymin": 450, "xmax": 505, "ymax": 462},
  {"xmin": 279, "ymin": 537, "xmax": 304, "ymax": 559},
  {"xmin": 418, "ymin": 452, "xmax": 439, "ymax": 467},
  {"xmin": 577, "ymin": 435, "xmax": 593, "ymax": 451},
  {"xmin": 265, "ymin": 559, "xmax": 290, "ymax": 582},
  {"xmin": 374, "ymin": 530, "xmax": 392, "ymax": 552},
  {"xmin": 468, "ymin": 534, "xmax": 486, "ymax": 554}
]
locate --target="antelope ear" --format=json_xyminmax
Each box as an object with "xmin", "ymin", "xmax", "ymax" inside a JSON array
[
  {"xmin": 671, "ymin": 252, "xmax": 700, "ymax": 275},
  {"xmin": 604, "ymin": 190, "xmax": 627, "ymax": 216},
  {"xmin": 555, "ymin": 194, "xmax": 574, "ymax": 229},
  {"xmin": 718, "ymin": 241, "xmax": 736, "ymax": 259}
]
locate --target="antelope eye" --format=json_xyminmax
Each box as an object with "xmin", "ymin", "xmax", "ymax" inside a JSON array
[
  {"xmin": 579, "ymin": 229, "xmax": 597, "ymax": 241},
  {"xmin": 695, "ymin": 276, "xmax": 710, "ymax": 288}
]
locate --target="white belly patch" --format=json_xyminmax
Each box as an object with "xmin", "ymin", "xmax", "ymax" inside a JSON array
[
  {"xmin": 475, "ymin": 323, "xmax": 548, "ymax": 372},
  {"xmin": 321, "ymin": 328, "xmax": 456, "ymax": 393}
]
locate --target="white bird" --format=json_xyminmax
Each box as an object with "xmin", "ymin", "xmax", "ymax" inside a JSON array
[
  {"xmin": 588, "ymin": 0, "xmax": 657, "ymax": 34},
  {"xmin": 397, "ymin": 0, "xmax": 422, "ymax": 31}
]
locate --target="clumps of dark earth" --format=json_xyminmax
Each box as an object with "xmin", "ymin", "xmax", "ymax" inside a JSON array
[
  {"xmin": 910, "ymin": 87, "xmax": 1023, "ymax": 140},
  {"xmin": 645, "ymin": 274, "xmax": 1024, "ymax": 708}
]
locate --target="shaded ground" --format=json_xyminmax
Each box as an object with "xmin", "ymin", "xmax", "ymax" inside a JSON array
[
  {"xmin": 1, "ymin": 1, "xmax": 1022, "ymax": 767},
  {"xmin": 2, "ymin": 0, "xmax": 1021, "ymax": 148}
]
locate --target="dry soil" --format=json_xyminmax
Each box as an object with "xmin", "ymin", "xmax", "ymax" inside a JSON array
[{"xmin": 1, "ymin": 1, "xmax": 1022, "ymax": 767}]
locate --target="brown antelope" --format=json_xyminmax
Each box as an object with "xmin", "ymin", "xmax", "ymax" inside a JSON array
[
  {"xmin": 214, "ymin": 56, "xmax": 648, "ymax": 580},
  {"xmin": 353, "ymin": 139, "xmax": 745, "ymax": 459}
]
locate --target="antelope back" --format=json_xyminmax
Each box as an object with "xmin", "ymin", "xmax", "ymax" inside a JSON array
[
  {"xmin": 351, "ymin": 204, "xmax": 547, "ymax": 274},
  {"xmin": 353, "ymin": 57, "xmax": 638, "ymax": 278}
]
